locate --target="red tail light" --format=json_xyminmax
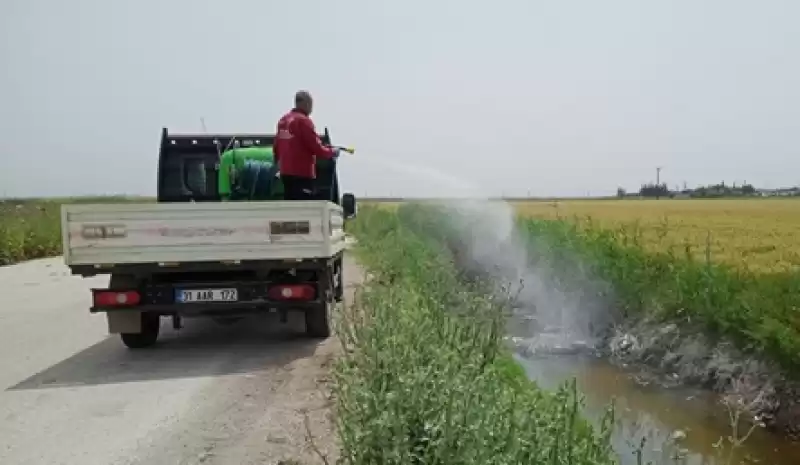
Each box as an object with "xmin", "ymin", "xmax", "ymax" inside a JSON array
[
  {"xmin": 93, "ymin": 290, "xmax": 141, "ymax": 307},
  {"xmin": 268, "ymin": 284, "xmax": 316, "ymax": 301}
]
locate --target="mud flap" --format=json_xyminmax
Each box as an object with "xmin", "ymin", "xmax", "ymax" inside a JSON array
[
  {"xmin": 107, "ymin": 311, "xmax": 142, "ymax": 334},
  {"xmin": 334, "ymin": 258, "xmax": 344, "ymax": 302}
]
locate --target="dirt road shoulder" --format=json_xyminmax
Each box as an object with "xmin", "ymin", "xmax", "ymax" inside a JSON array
[{"xmin": 0, "ymin": 254, "xmax": 364, "ymax": 465}]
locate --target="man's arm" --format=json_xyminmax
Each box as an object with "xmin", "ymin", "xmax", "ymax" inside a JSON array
[{"xmin": 296, "ymin": 117, "xmax": 335, "ymax": 159}]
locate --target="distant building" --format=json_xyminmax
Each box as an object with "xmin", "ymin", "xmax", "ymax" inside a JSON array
[{"xmin": 756, "ymin": 187, "xmax": 799, "ymax": 197}]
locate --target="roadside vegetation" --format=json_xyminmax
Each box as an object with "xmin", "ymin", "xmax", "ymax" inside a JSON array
[
  {"xmin": 336, "ymin": 205, "xmax": 617, "ymax": 464},
  {"xmin": 0, "ymin": 197, "xmax": 151, "ymax": 265},
  {"xmin": 347, "ymin": 200, "xmax": 800, "ymax": 456},
  {"xmin": 0, "ymin": 199, "xmax": 62, "ymax": 265}
]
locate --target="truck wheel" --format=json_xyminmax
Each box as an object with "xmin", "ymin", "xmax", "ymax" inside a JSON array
[
  {"xmin": 120, "ymin": 312, "xmax": 161, "ymax": 349},
  {"xmin": 305, "ymin": 302, "xmax": 331, "ymax": 338}
]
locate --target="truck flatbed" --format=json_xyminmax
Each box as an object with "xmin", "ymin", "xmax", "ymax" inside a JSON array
[{"xmin": 62, "ymin": 200, "xmax": 345, "ymax": 276}]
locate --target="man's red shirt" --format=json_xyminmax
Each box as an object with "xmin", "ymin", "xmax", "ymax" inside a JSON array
[{"xmin": 273, "ymin": 108, "xmax": 335, "ymax": 179}]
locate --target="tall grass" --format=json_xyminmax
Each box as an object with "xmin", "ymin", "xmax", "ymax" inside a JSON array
[
  {"xmin": 335, "ymin": 205, "xmax": 616, "ymax": 465},
  {"xmin": 517, "ymin": 218, "xmax": 800, "ymax": 375}
]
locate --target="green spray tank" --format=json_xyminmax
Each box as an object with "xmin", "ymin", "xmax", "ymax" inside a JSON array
[
  {"xmin": 217, "ymin": 145, "xmax": 355, "ymax": 202},
  {"xmin": 218, "ymin": 146, "xmax": 284, "ymax": 200}
]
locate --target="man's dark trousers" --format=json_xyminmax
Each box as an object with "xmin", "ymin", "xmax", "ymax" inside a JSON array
[{"xmin": 281, "ymin": 175, "xmax": 316, "ymax": 201}]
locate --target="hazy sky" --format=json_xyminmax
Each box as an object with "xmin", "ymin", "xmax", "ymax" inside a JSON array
[{"xmin": 2, "ymin": 0, "xmax": 798, "ymax": 198}]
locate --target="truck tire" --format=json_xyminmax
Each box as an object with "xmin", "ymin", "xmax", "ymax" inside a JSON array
[
  {"xmin": 306, "ymin": 262, "xmax": 335, "ymax": 338},
  {"xmin": 120, "ymin": 312, "xmax": 161, "ymax": 349},
  {"xmin": 305, "ymin": 302, "xmax": 331, "ymax": 338}
]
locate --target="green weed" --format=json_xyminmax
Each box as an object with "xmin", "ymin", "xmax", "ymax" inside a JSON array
[{"xmin": 336, "ymin": 205, "xmax": 616, "ymax": 464}]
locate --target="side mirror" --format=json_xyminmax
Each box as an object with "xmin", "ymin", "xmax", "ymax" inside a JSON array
[{"xmin": 342, "ymin": 193, "xmax": 357, "ymax": 219}]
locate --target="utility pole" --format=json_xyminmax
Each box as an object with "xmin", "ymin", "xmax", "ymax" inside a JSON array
[{"xmin": 655, "ymin": 166, "xmax": 662, "ymax": 200}]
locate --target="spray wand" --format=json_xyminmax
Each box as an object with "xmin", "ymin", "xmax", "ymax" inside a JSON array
[
  {"xmin": 331, "ymin": 146, "xmax": 356, "ymax": 155},
  {"xmin": 326, "ymin": 146, "xmax": 355, "ymax": 202}
]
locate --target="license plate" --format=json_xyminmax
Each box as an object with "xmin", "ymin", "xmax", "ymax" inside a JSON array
[{"xmin": 175, "ymin": 288, "xmax": 238, "ymax": 303}]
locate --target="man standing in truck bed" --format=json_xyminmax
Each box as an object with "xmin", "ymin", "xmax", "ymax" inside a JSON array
[{"xmin": 274, "ymin": 90, "xmax": 339, "ymax": 200}]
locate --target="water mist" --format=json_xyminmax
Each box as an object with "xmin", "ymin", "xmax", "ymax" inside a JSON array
[{"xmin": 362, "ymin": 156, "xmax": 614, "ymax": 354}]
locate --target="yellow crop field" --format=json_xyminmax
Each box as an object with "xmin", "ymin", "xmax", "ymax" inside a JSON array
[{"xmin": 512, "ymin": 199, "xmax": 800, "ymax": 272}]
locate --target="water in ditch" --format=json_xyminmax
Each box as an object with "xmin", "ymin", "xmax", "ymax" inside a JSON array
[{"xmin": 509, "ymin": 338, "xmax": 800, "ymax": 465}]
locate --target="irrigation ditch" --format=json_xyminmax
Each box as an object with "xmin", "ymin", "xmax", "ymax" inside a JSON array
[{"xmin": 383, "ymin": 201, "xmax": 800, "ymax": 465}]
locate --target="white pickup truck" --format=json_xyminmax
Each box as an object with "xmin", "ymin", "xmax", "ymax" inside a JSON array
[{"xmin": 61, "ymin": 128, "xmax": 357, "ymax": 348}]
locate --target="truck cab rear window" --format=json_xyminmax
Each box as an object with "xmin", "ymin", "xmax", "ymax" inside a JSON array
[{"xmin": 161, "ymin": 155, "xmax": 217, "ymax": 200}]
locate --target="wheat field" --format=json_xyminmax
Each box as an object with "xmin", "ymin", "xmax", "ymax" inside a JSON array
[{"xmin": 512, "ymin": 199, "xmax": 800, "ymax": 272}]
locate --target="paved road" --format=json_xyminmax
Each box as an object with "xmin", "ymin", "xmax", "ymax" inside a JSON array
[{"xmin": 0, "ymin": 255, "xmax": 362, "ymax": 465}]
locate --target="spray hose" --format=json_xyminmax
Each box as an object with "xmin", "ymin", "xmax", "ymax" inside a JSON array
[{"xmin": 232, "ymin": 159, "xmax": 279, "ymax": 200}]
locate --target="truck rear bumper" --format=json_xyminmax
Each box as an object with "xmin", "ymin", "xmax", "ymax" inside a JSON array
[{"xmin": 91, "ymin": 278, "xmax": 332, "ymax": 316}]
